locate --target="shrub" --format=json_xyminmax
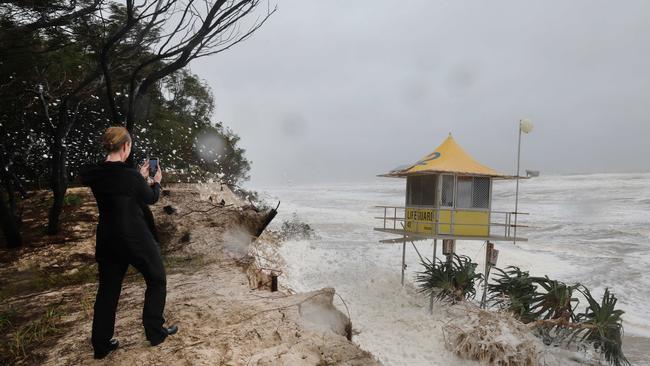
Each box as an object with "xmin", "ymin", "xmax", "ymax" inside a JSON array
[
  {"xmin": 572, "ymin": 287, "xmax": 629, "ymax": 366},
  {"xmin": 487, "ymin": 267, "xmax": 629, "ymax": 366},
  {"xmin": 487, "ymin": 266, "xmax": 537, "ymax": 323},
  {"xmin": 529, "ymin": 277, "xmax": 579, "ymax": 321},
  {"xmin": 416, "ymin": 254, "xmax": 483, "ymax": 303},
  {"xmin": 63, "ymin": 194, "xmax": 82, "ymax": 206}
]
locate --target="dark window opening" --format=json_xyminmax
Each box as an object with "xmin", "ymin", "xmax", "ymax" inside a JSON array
[{"xmin": 406, "ymin": 175, "xmax": 436, "ymax": 206}]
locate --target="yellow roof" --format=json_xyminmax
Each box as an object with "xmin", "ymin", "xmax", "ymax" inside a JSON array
[{"xmin": 384, "ymin": 134, "xmax": 507, "ymax": 177}]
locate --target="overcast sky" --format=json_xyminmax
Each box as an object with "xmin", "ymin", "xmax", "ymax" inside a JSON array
[{"xmin": 191, "ymin": 0, "xmax": 650, "ymax": 185}]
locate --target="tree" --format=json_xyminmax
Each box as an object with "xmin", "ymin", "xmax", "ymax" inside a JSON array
[
  {"xmin": 0, "ymin": 151, "xmax": 27, "ymax": 248},
  {"xmin": 94, "ymin": 0, "xmax": 275, "ymax": 161},
  {"xmin": 0, "ymin": 0, "xmax": 102, "ymax": 36},
  {"xmin": 1, "ymin": 1, "xmax": 106, "ymax": 235},
  {"xmin": 0, "ymin": 0, "xmax": 273, "ymax": 236},
  {"xmin": 131, "ymin": 70, "xmax": 252, "ymax": 185}
]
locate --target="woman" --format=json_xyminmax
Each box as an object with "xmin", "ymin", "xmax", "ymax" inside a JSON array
[{"xmin": 81, "ymin": 126, "xmax": 177, "ymax": 359}]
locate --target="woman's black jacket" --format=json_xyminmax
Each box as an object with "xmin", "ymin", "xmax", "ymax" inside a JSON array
[{"xmin": 80, "ymin": 161, "xmax": 161, "ymax": 261}]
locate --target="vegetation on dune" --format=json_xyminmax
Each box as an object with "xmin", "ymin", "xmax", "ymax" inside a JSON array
[
  {"xmin": 487, "ymin": 266, "xmax": 538, "ymax": 323},
  {"xmin": 0, "ymin": 306, "xmax": 64, "ymax": 365},
  {"xmin": 572, "ymin": 287, "xmax": 629, "ymax": 366},
  {"xmin": 0, "ymin": 0, "xmax": 273, "ymax": 245},
  {"xmin": 528, "ymin": 277, "xmax": 579, "ymax": 322},
  {"xmin": 63, "ymin": 193, "xmax": 83, "ymax": 206},
  {"xmin": 416, "ymin": 254, "xmax": 483, "ymax": 303},
  {"xmin": 417, "ymin": 258, "xmax": 629, "ymax": 365},
  {"xmin": 484, "ymin": 265, "xmax": 628, "ymax": 366}
]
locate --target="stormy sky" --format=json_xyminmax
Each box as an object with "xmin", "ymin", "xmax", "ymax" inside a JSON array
[{"xmin": 192, "ymin": 0, "xmax": 650, "ymax": 185}]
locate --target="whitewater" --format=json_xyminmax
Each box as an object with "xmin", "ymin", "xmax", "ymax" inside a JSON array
[{"xmin": 256, "ymin": 173, "xmax": 650, "ymax": 365}]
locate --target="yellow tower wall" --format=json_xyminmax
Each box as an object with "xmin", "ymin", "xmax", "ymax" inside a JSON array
[{"xmin": 405, "ymin": 208, "xmax": 489, "ymax": 237}]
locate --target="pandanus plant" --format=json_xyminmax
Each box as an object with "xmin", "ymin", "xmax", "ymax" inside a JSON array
[
  {"xmin": 487, "ymin": 266, "xmax": 538, "ymax": 323},
  {"xmin": 571, "ymin": 287, "xmax": 629, "ymax": 366},
  {"xmin": 528, "ymin": 277, "xmax": 579, "ymax": 322},
  {"xmin": 416, "ymin": 254, "xmax": 483, "ymax": 303},
  {"xmin": 486, "ymin": 267, "xmax": 629, "ymax": 366},
  {"xmin": 488, "ymin": 271, "xmax": 579, "ymax": 323}
]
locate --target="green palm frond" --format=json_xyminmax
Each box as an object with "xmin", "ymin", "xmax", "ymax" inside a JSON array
[
  {"xmin": 416, "ymin": 254, "xmax": 483, "ymax": 303},
  {"xmin": 483, "ymin": 267, "xmax": 630, "ymax": 366},
  {"xmin": 487, "ymin": 266, "xmax": 538, "ymax": 323},
  {"xmin": 529, "ymin": 276, "xmax": 579, "ymax": 321},
  {"xmin": 571, "ymin": 287, "xmax": 630, "ymax": 366}
]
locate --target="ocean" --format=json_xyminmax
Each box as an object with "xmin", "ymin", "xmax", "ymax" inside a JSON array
[{"xmin": 256, "ymin": 173, "xmax": 650, "ymax": 365}]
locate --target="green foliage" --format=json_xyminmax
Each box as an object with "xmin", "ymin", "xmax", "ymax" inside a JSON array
[
  {"xmin": 487, "ymin": 269, "xmax": 579, "ymax": 322},
  {"xmin": 572, "ymin": 287, "xmax": 629, "ymax": 366},
  {"xmin": 529, "ymin": 277, "xmax": 579, "ymax": 321},
  {"xmin": 487, "ymin": 266, "xmax": 537, "ymax": 323},
  {"xmin": 487, "ymin": 267, "xmax": 629, "ymax": 366},
  {"xmin": 63, "ymin": 194, "xmax": 82, "ymax": 206},
  {"xmin": 416, "ymin": 254, "xmax": 483, "ymax": 303},
  {"xmin": 0, "ymin": 307, "xmax": 16, "ymax": 333},
  {"xmin": 0, "ymin": 306, "xmax": 63, "ymax": 365},
  {"xmin": 0, "ymin": 5, "xmax": 252, "ymax": 189}
]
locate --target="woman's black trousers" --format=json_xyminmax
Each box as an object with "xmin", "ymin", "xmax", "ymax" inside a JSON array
[{"xmin": 90, "ymin": 241, "xmax": 167, "ymax": 353}]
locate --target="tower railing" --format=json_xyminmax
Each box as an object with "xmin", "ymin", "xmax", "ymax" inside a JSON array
[{"xmin": 374, "ymin": 205, "xmax": 529, "ymax": 241}]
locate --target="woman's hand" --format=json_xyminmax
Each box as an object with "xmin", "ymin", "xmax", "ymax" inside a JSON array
[
  {"xmin": 153, "ymin": 164, "xmax": 162, "ymax": 184},
  {"xmin": 139, "ymin": 160, "xmax": 150, "ymax": 179}
]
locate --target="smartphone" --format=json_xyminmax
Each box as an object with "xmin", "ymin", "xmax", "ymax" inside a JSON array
[{"xmin": 148, "ymin": 157, "xmax": 159, "ymax": 178}]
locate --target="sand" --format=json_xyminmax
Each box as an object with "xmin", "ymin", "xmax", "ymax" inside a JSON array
[{"xmin": 1, "ymin": 183, "xmax": 378, "ymax": 365}]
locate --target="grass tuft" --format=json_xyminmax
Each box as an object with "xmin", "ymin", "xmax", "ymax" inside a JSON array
[
  {"xmin": 0, "ymin": 306, "xmax": 63, "ymax": 365},
  {"xmin": 63, "ymin": 194, "xmax": 83, "ymax": 206}
]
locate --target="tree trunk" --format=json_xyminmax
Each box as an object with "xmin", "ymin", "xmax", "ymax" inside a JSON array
[
  {"xmin": 47, "ymin": 134, "xmax": 68, "ymax": 235},
  {"xmin": 125, "ymin": 135, "xmax": 136, "ymax": 167},
  {"xmin": 124, "ymin": 89, "xmax": 144, "ymax": 168},
  {"xmin": 0, "ymin": 189, "xmax": 22, "ymax": 248},
  {"xmin": 45, "ymin": 98, "xmax": 80, "ymax": 235}
]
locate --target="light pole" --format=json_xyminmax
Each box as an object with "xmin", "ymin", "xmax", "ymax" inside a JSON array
[{"xmin": 514, "ymin": 119, "xmax": 533, "ymax": 244}]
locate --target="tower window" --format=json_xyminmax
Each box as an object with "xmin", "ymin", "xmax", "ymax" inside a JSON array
[
  {"xmin": 406, "ymin": 175, "xmax": 436, "ymax": 206},
  {"xmin": 441, "ymin": 175, "xmax": 455, "ymax": 207},
  {"xmin": 456, "ymin": 176, "xmax": 491, "ymax": 209}
]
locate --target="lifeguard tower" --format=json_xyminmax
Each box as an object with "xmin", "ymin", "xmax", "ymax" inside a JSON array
[{"xmin": 375, "ymin": 134, "xmax": 528, "ymax": 287}]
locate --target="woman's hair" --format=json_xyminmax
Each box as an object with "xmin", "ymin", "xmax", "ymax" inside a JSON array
[{"xmin": 102, "ymin": 126, "xmax": 132, "ymax": 153}]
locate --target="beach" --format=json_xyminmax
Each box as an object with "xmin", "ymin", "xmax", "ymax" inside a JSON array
[
  {"xmin": 0, "ymin": 184, "xmax": 378, "ymax": 365},
  {"xmin": 259, "ymin": 172, "xmax": 650, "ymax": 365}
]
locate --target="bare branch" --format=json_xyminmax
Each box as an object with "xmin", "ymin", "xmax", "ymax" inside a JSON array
[
  {"xmin": 34, "ymin": 84, "xmax": 56, "ymax": 133},
  {"xmin": 92, "ymin": 0, "xmax": 275, "ymax": 133},
  {"xmin": 3, "ymin": 0, "xmax": 103, "ymax": 34}
]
